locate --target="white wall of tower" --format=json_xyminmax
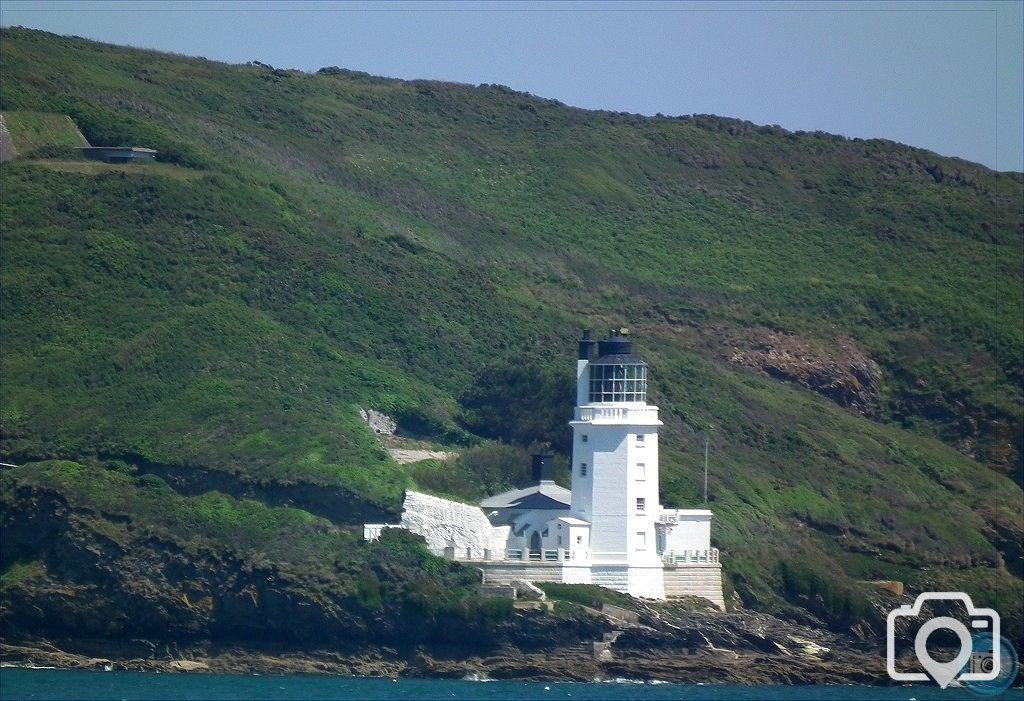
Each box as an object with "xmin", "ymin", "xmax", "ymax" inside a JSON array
[
  {"xmin": 570, "ymin": 354, "xmax": 666, "ymax": 596},
  {"xmin": 661, "ymin": 510, "xmax": 713, "ymax": 553},
  {"xmin": 575, "ymin": 359, "xmax": 589, "ymax": 407}
]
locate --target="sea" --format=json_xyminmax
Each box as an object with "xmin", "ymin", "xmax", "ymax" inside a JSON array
[{"xmin": 2, "ymin": 669, "xmax": 1023, "ymax": 701}]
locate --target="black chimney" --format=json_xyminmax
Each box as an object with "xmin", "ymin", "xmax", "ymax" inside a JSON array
[
  {"xmin": 578, "ymin": 329, "xmax": 596, "ymax": 360},
  {"xmin": 532, "ymin": 454, "xmax": 554, "ymax": 483},
  {"xmin": 596, "ymin": 328, "xmax": 633, "ymax": 358}
]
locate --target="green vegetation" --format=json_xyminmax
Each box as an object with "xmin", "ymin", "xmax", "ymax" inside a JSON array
[
  {"xmin": 0, "ymin": 560, "xmax": 45, "ymax": 591},
  {"xmin": 0, "ymin": 28, "xmax": 1021, "ymax": 638},
  {"xmin": 0, "ymin": 460, "xmax": 510, "ymax": 643},
  {"xmin": 8, "ymin": 459, "xmax": 357, "ymax": 562},
  {"xmin": 778, "ymin": 558, "xmax": 870, "ymax": 629},
  {"xmin": 1, "ymin": 110, "xmax": 88, "ymax": 154},
  {"xmin": 537, "ymin": 582, "xmax": 636, "ymax": 611},
  {"xmin": 31, "ymin": 159, "xmax": 203, "ymax": 178}
]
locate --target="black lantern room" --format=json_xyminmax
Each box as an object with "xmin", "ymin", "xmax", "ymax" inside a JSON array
[{"xmin": 579, "ymin": 329, "xmax": 647, "ymax": 404}]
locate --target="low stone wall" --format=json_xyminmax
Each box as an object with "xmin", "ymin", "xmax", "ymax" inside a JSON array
[
  {"xmin": 663, "ymin": 564, "xmax": 725, "ymax": 610},
  {"xmin": 479, "ymin": 584, "xmax": 516, "ymax": 599},
  {"xmin": 480, "ymin": 561, "xmax": 725, "ymax": 610},
  {"xmin": 590, "ymin": 566, "xmax": 629, "ymax": 593},
  {"xmin": 600, "ymin": 603, "xmax": 640, "ymax": 625},
  {"xmin": 477, "ymin": 562, "xmax": 567, "ymax": 586},
  {"xmin": 860, "ymin": 580, "xmax": 904, "ymax": 596}
]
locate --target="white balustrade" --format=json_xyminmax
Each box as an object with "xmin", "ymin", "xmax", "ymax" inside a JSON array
[
  {"xmin": 661, "ymin": 548, "xmax": 720, "ymax": 565},
  {"xmin": 575, "ymin": 406, "xmax": 659, "ymax": 423}
]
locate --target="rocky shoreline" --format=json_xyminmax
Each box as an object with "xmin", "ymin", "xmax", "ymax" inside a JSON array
[
  {"xmin": 0, "ymin": 600, "xmax": 900, "ymax": 687},
  {"xmin": 0, "ymin": 639, "xmax": 890, "ymax": 685}
]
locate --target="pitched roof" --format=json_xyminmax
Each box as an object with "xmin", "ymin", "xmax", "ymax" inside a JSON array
[{"xmin": 480, "ymin": 481, "xmax": 571, "ymax": 510}]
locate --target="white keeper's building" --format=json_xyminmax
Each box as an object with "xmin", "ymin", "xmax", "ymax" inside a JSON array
[{"xmin": 365, "ymin": 329, "xmax": 724, "ymax": 608}]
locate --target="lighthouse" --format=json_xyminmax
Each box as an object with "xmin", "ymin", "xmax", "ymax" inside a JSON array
[
  {"xmin": 364, "ymin": 327, "xmax": 724, "ymax": 607},
  {"xmin": 570, "ymin": 329, "xmax": 666, "ymax": 598}
]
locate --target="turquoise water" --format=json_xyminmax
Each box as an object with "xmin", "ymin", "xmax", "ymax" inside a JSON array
[{"xmin": 3, "ymin": 669, "xmax": 1022, "ymax": 700}]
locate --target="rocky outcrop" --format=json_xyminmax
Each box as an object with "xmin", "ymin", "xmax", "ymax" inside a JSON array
[
  {"xmin": 359, "ymin": 408, "xmax": 398, "ymax": 435},
  {"xmin": 655, "ymin": 319, "xmax": 883, "ymax": 416},
  {"xmin": 727, "ymin": 332, "xmax": 882, "ymax": 415},
  {"xmin": 0, "ymin": 479, "xmax": 903, "ymax": 685},
  {"xmin": 387, "ymin": 449, "xmax": 457, "ymax": 465},
  {"xmin": 0, "ymin": 602, "xmax": 897, "ymax": 685}
]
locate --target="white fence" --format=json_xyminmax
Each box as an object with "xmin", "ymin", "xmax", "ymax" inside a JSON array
[
  {"xmin": 362, "ymin": 523, "xmax": 402, "ymax": 541},
  {"xmin": 445, "ymin": 547, "xmax": 593, "ymax": 563},
  {"xmin": 662, "ymin": 548, "xmax": 720, "ymax": 565}
]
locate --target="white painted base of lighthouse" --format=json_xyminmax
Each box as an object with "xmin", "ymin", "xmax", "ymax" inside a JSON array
[
  {"xmin": 591, "ymin": 564, "xmax": 666, "ymax": 600},
  {"xmin": 456, "ymin": 556, "xmax": 724, "ymax": 609},
  {"xmin": 664, "ymin": 565, "xmax": 727, "ymax": 609},
  {"xmin": 365, "ymin": 489, "xmax": 726, "ymax": 608}
]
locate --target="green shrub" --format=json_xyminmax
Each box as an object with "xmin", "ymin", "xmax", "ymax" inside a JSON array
[
  {"xmin": 778, "ymin": 559, "xmax": 870, "ymax": 628},
  {"xmin": 552, "ymin": 600, "xmax": 586, "ymax": 618},
  {"xmin": 537, "ymin": 583, "xmax": 634, "ymax": 610},
  {"xmin": 354, "ymin": 570, "xmax": 383, "ymax": 610}
]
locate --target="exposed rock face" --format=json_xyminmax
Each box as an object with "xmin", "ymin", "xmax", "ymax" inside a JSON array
[
  {"xmin": 359, "ymin": 408, "xmax": 398, "ymax": 435},
  {"xmin": 727, "ymin": 332, "xmax": 882, "ymax": 415},
  {"xmin": 0, "ymin": 480, "xmax": 900, "ymax": 685},
  {"xmin": 358, "ymin": 408, "xmax": 459, "ymax": 464},
  {"xmin": 387, "ymin": 449, "xmax": 457, "ymax": 465},
  {"xmin": 0, "ymin": 603, "xmax": 896, "ymax": 685}
]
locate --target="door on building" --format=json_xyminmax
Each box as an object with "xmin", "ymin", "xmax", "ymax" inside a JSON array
[{"xmin": 529, "ymin": 531, "xmax": 542, "ymax": 560}]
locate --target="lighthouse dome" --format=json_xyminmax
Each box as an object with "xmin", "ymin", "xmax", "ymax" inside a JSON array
[{"xmin": 587, "ymin": 330, "xmax": 647, "ymax": 403}]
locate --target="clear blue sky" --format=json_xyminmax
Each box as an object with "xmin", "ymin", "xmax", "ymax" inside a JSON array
[{"xmin": 3, "ymin": 0, "xmax": 1022, "ymax": 171}]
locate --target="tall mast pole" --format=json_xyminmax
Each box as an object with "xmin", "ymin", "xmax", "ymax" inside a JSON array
[{"xmin": 703, "ymin": 438, "xmax": 709, "ymax": 504}]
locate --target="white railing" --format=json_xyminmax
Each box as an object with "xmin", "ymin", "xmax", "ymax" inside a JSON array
[
  {"xmin": 658, "ymin": 509, "xmax": 712, "ymax": 524},
  {"xmin": 363, "ymin": 523, "xmax": 403, "ymax": 541},
  {"xmin": 446, "ymin": 546, "xmax": 505, "ymax": 561},
  {"xmin": 575, "ymin": 406, "xmax": 660, "ymax": 423},
  {"xmin": 504, "ymin": 548, "xmax": 585, "ymax": 563},
  {"xmin": 662, "ymin": 548, "xmax": 720, "ymax": 565}
]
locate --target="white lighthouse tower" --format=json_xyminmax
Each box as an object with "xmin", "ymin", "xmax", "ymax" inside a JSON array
[
  {"xmin": 569, "ymin": 329, "xmax": 666, "ymax": 598},
  {"xmin": 364, "ymin": 327, "xmax": 725, "ymax": 607}
]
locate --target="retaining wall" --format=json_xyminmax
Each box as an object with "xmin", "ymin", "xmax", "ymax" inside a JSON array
[{"xmin": 663, "ymin": 564, "xmax": 725, "ymax": 610}]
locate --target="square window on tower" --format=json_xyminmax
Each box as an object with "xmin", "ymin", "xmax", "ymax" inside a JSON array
[
  {"xmin": 580, "ymin": 462, "xmax": 588, "ymax": 476},
  {"xmin": 581, "ymin": 434, "xmax": 588, "ymax": 443},
  {"xmin": 636, "ymin": 433, "xmax": 645, "ymax": 445},
  {"xmin": 636, "ymin": 497, "xmax": 646, "ymax": 512}
]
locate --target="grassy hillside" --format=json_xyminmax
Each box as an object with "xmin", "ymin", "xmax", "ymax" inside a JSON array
[
  {"xmin": 1, "ymin": 110, "xmax": 88, "ymax": 153},
  {"xmin": 1, "ymin": 27, "xmax": 1021, "ymax": 636}
]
